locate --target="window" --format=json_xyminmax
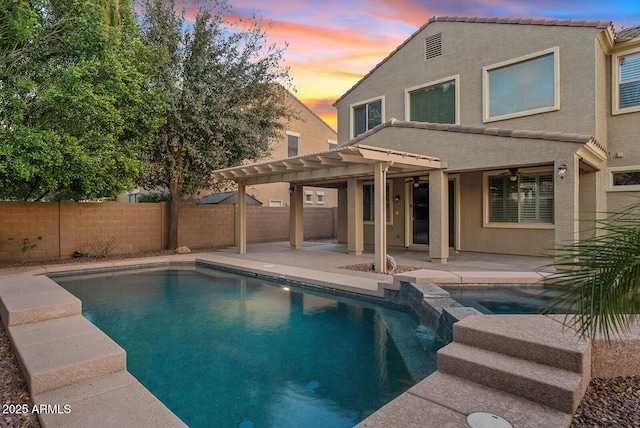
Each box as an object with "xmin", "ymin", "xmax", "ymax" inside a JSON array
[
  {"xmin": 328, "ymin": 140, "xmax": 337, "ymax": 150},
  {"xmin": 363, "ymin": 182, "xmax": 392, "ymax": 224},
  {"xmin": 483, "ymin": 47, "xmax": 559, "ymax": 122},
  {"xmin": 486, "ymin": 170, "xmax": 553, "ymax": 225},
  {"xmin": 287, "ymin": 132, "xmax": 299, "ymax": 157},
  {"xmin": 407, "ymin": 76, "xmax": 458, "ymax": 124},
  {"xmin": 608, "ymin": 166, "xmax": 640, "ymax": 191},
  {"xmin": 613, "ymin": 50, "xmax": 640, "ymax": 114},
  {"xmin": 352, "ymin": 97, "xmax": 383, "ymax": 137},
  {"xmin": 305, "ymin": 191, "xmax": 313, "ymax": 204},
  {"xmin": 316, "ymin": 192, "xmax": 325, "ymax": 205},
  {"xmin": 269, "ymin": 200, "xmax": 283, "ymax": 207}
]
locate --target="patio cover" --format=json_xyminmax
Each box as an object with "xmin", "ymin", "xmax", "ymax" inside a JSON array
[{"xmin": 211, "ymin": 144, "xmax": 446, "ymax": 273}]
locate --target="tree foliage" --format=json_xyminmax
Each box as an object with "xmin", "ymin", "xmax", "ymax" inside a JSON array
[
  {"xmin": 137, "ymin": 0, "xmax": 293, "ymax": 249},
  {"xmin": 546, "ymin": 202, "xmax": 640, "ymax": 340},
  {"xmin": 0, "ymin": 0, "xmax": 163, "ymax": 201}
]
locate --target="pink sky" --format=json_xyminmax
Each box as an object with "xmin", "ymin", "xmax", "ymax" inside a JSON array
[{"xmin": 183, "ymin": 0, "xmax": 640, "ymax": 130}]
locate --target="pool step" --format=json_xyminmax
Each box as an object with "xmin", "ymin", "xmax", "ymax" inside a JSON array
[
  {"xmin": 436, "ymin": 314, "xmax": 590, "ymax": 414},
  {"xmin": 438, "ymin": 342, "xmax": 586, "ymax": 413},
  {"xmin": 452, "ymin": 315, "xmax": 590, "ymax": 373},
  {"xmin": 0, "ymin": 274, "xmax": 81, "ymax": 326},
  {"xmin": 8, "ymin": 315, "xmax": 126, "ymax": 395}
]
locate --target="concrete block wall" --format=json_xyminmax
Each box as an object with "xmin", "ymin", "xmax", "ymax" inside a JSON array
[
  {"xmin": 179, "ymin": 205, "xmax": 235, "ymax": 248},
  {"xmin": 0, "ymin": 202, "xmax": 336, "ymax": 263}
]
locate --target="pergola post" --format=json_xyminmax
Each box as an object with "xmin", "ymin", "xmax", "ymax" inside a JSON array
[
  {"xmin": 374, "ymin": 162, "xmax": 388, "ymax": 273},
  {"xmin": 428, "ymin": 169, "xmax": 448, "ymax": 263},
  {"xmin": 347, "ymin": 178, "xmax": 363, "ymax": 255},
  {"xmin": 237, "ymin": 181, "xmax": 247, "ymax": 254},
  {"xmin": 290, "ymin": 184, "xmax": 304, "ymax": 249}
]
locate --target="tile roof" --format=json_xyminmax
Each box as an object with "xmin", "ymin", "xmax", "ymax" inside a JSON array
[
  {"xmin": 341, "ymin": 118, "xmax": 608, "ymax": 157},
  {"xmin": 334, "ymin": 16, "xmax": 612, "ymax": 106},
  {"xmin": 617, "ymin": 26, "xmax": 640, "ymax": 41}
]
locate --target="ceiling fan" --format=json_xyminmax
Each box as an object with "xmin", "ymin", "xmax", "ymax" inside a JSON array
[{"xmin": 495, "ymin": 167, "xmax": 533, "ymax": 182}]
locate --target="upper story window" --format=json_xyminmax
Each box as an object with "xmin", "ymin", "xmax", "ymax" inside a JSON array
[
  {"xmin": 613, "ymin": 50, "xmax": 640, "ymax": 114},
  {"xmin": 351, "ymin": 97, "xmax": 383, "ymax": 138},
  {"xmin": 328, "ymin": 140, "xmax": 337, "ymax": 150},
  {"xmin": 406, "ymin": 76, "xmax": 458, "ymax": 124},
  {"xmin": 287, "ymin": 131, "xmax": 299, "ymax": 157},
  {"xmin": 485, "ymin": 169, "xmax": 554, "ymax": 227},
  {"xmin": 483, "ymin": 47, "xmax": 559, "ymax": 122}
]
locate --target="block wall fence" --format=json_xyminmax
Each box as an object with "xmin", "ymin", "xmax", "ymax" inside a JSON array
[{"xmin": 0, "ymin": 201, "xmax": 337, "ymax": 262}]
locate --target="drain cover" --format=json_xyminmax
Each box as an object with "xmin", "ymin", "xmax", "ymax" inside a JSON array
[
  {"xmin": 237, "ymin": 418, "xmax": 256, "ymax": 428},
  {"xmin": 467, "ymin": 412, "xmax": 513, "ymax": 428}
]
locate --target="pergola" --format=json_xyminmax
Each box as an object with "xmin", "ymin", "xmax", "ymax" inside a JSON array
[{"xmin": 211, "ymin": 143, "xmax": 446, "ymax": 273}]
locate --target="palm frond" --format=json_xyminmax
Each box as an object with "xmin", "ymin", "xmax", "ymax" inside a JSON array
[{"xmin": 545, "ymin": 203, "xmax": 640, "ymax": 340}]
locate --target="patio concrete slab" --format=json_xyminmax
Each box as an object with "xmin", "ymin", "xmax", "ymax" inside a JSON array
[
  {"xmin": 450, "ymin": 271, "xmax": 546, "ymax": 284},
  {"xmin": 356, "ymin": 390, "xmax": 468, "ymax": 428},
  {"xmin": 34, "ymin": 371, "xmax": 186, "ymax": 428},
  {"xmin": 409, "ymin": 372, "xmax": 572, "ymax": 428},
  {"xmin": 196, "ymin": 254, "xmax": 382, "ymax": 296},
  {"xmin": 393, "ymin": 269, "xmax": 462, "ymax": 285},
  {"xmin": 9, "ymin": 315, "xmax": 126, "ymax": 395}
]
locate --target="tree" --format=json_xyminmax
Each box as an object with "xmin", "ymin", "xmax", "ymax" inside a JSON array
[
  {"xmin": 137, "ymin": 0, "xmax": 293, "ymax": 250},
  {"xmin": 546, "ymin": 202, "xmax": 640, "ymax": 340},
  {"xmin": 0, "ymin": 0, "xmax": 163, "ymax": 201}
]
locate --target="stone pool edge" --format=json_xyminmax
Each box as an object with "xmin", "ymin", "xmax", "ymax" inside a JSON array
[{"xmin": 2, "ymin": 254, "xmax": 640, "ymax": 428}]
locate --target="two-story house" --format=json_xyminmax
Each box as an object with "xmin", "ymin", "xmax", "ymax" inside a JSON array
[{"xmin": 212, "ymin": 17, "xmax": 640, "ymax": 272}]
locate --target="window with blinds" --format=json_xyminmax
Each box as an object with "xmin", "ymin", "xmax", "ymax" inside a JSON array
[
  {"xmin": 619, "ymin": 52, "xmax": 640, "ymax": 109},
  {"xmin": 483, "ymin": 47, "xmax": 559, "ymax": 122},
  {"xmin": 409, "ymin": 80, "xmax": 456, "ymax": 123},
  {"xmin": 488, "ymin": 172, "xmax": 553, "ymax": 224}
]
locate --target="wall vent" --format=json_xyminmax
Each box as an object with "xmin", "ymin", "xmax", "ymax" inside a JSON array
[{"xmin": 425, "ymin": 33, "xmax": 442, "ymax": 60}]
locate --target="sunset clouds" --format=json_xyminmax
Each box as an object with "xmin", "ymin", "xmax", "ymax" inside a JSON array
[{"xmin": 181, "ymin": 0, "xmax": 640, "ymax": 129}]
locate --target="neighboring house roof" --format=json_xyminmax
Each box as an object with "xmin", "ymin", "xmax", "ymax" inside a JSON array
[
  {"xmin": 334, "ymin": 16, "xmax": 613, "ymax": 106},
  {"xmin": 617, "ymin": 25, "xmax": 640, "ymax": 41},
  {"xmin": 286, "ymin": 89, "xmax": 336, "ymax": 134},
  {"xmin": 199, "ymin": 191, "xmax": 262, "ymax": 206}
]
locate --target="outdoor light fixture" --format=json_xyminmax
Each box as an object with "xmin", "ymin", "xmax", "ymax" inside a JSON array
[
  {"xmin": 413, "ymin": 176, "xmax": 420, "ymax": 187},
  {"xmin": 289, "ymin": 186, "xmax": 294, "ymax": 194},
  {"xmin": 557, "ymin": 164, "xmax": 567, "ymax": 179},
  {"xmin": 394, "ymin": 195, "xmax": 401, "ymax": 203},
  {"xmin": 509, "ymin": 168, "xmax": 518, "ymax": 182}
]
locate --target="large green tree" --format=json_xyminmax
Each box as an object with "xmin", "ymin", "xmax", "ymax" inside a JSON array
[
  {"xmin": 0, "ymin": 0, "xmax": 163, "ymax": 201},
  {"xmin": 137, "ymin": 0, "xmax": 293, "ymax": 249}
]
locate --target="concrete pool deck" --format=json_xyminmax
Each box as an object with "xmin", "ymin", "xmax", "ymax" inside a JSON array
[{"xmin": 0, "ymin": 243, "xmax": 637, "ymax": 427}]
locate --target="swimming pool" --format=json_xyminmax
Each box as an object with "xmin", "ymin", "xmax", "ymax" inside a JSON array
[{"xmin": 54, "ymin": 266, "xmax": 438, "ymax": 428}]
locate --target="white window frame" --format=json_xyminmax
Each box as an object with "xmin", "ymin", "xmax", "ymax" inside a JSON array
[
  {"xmin": 304, "ymin": 190, "xmax": 313, "ymax": 204},
  {"xmin": 328, "ymin": 140, "xmax": 338, "ymax": 150},
  {"xmin": 608, "ymin": 165, "xmax": 640, "ymax": 191},
  {"xmin": 483, "ymin": 47, "xmax": 560, "ymax": 123},
  {"xmin": 405, "ymin": 75, "xmax": 460, "ymax": 124},
  {"xmin": 316, "ymin": 191, "xmax": 325, "ymax": 205},
  {"xmin": 350, "ymin": 96, "xmax": 385, "ymax": 138},
  {"xmin": 612, "ymin": 48, "xmax": 640, "ymax": 115},
  {"xmin": 269, "ymin": 200, "xmax": 283, "ymax": 207},
  {"xmin": 482, "ymin": 167, "xmax": 555, "ymax": 229}
]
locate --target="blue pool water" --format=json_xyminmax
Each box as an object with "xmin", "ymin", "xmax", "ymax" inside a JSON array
[
  {"xmin": 55, "ymin": 267, "xmax": 438, "ymax": 428},
  {"xmin": 446, "ymin": 287, "xmax": 571, "ymax": 315}
]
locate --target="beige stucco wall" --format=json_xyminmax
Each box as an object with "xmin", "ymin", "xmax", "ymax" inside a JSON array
[
  {"xmin": 251, "ymin": 90, "xmax": 338, "ymax": 207},
  {"xmin": 336, "ymin": 22, "xmax": 603, "ymax": 144}
]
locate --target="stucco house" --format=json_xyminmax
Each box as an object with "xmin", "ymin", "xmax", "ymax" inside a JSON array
[{"xmin": 212, "ymin": 17, "xmax": 640, "ymax": 272}]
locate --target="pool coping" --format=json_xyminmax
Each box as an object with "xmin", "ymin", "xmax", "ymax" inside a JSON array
[{"xmin": 2, "ymin": 253, "xmax": 639, "ymax": 427}]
